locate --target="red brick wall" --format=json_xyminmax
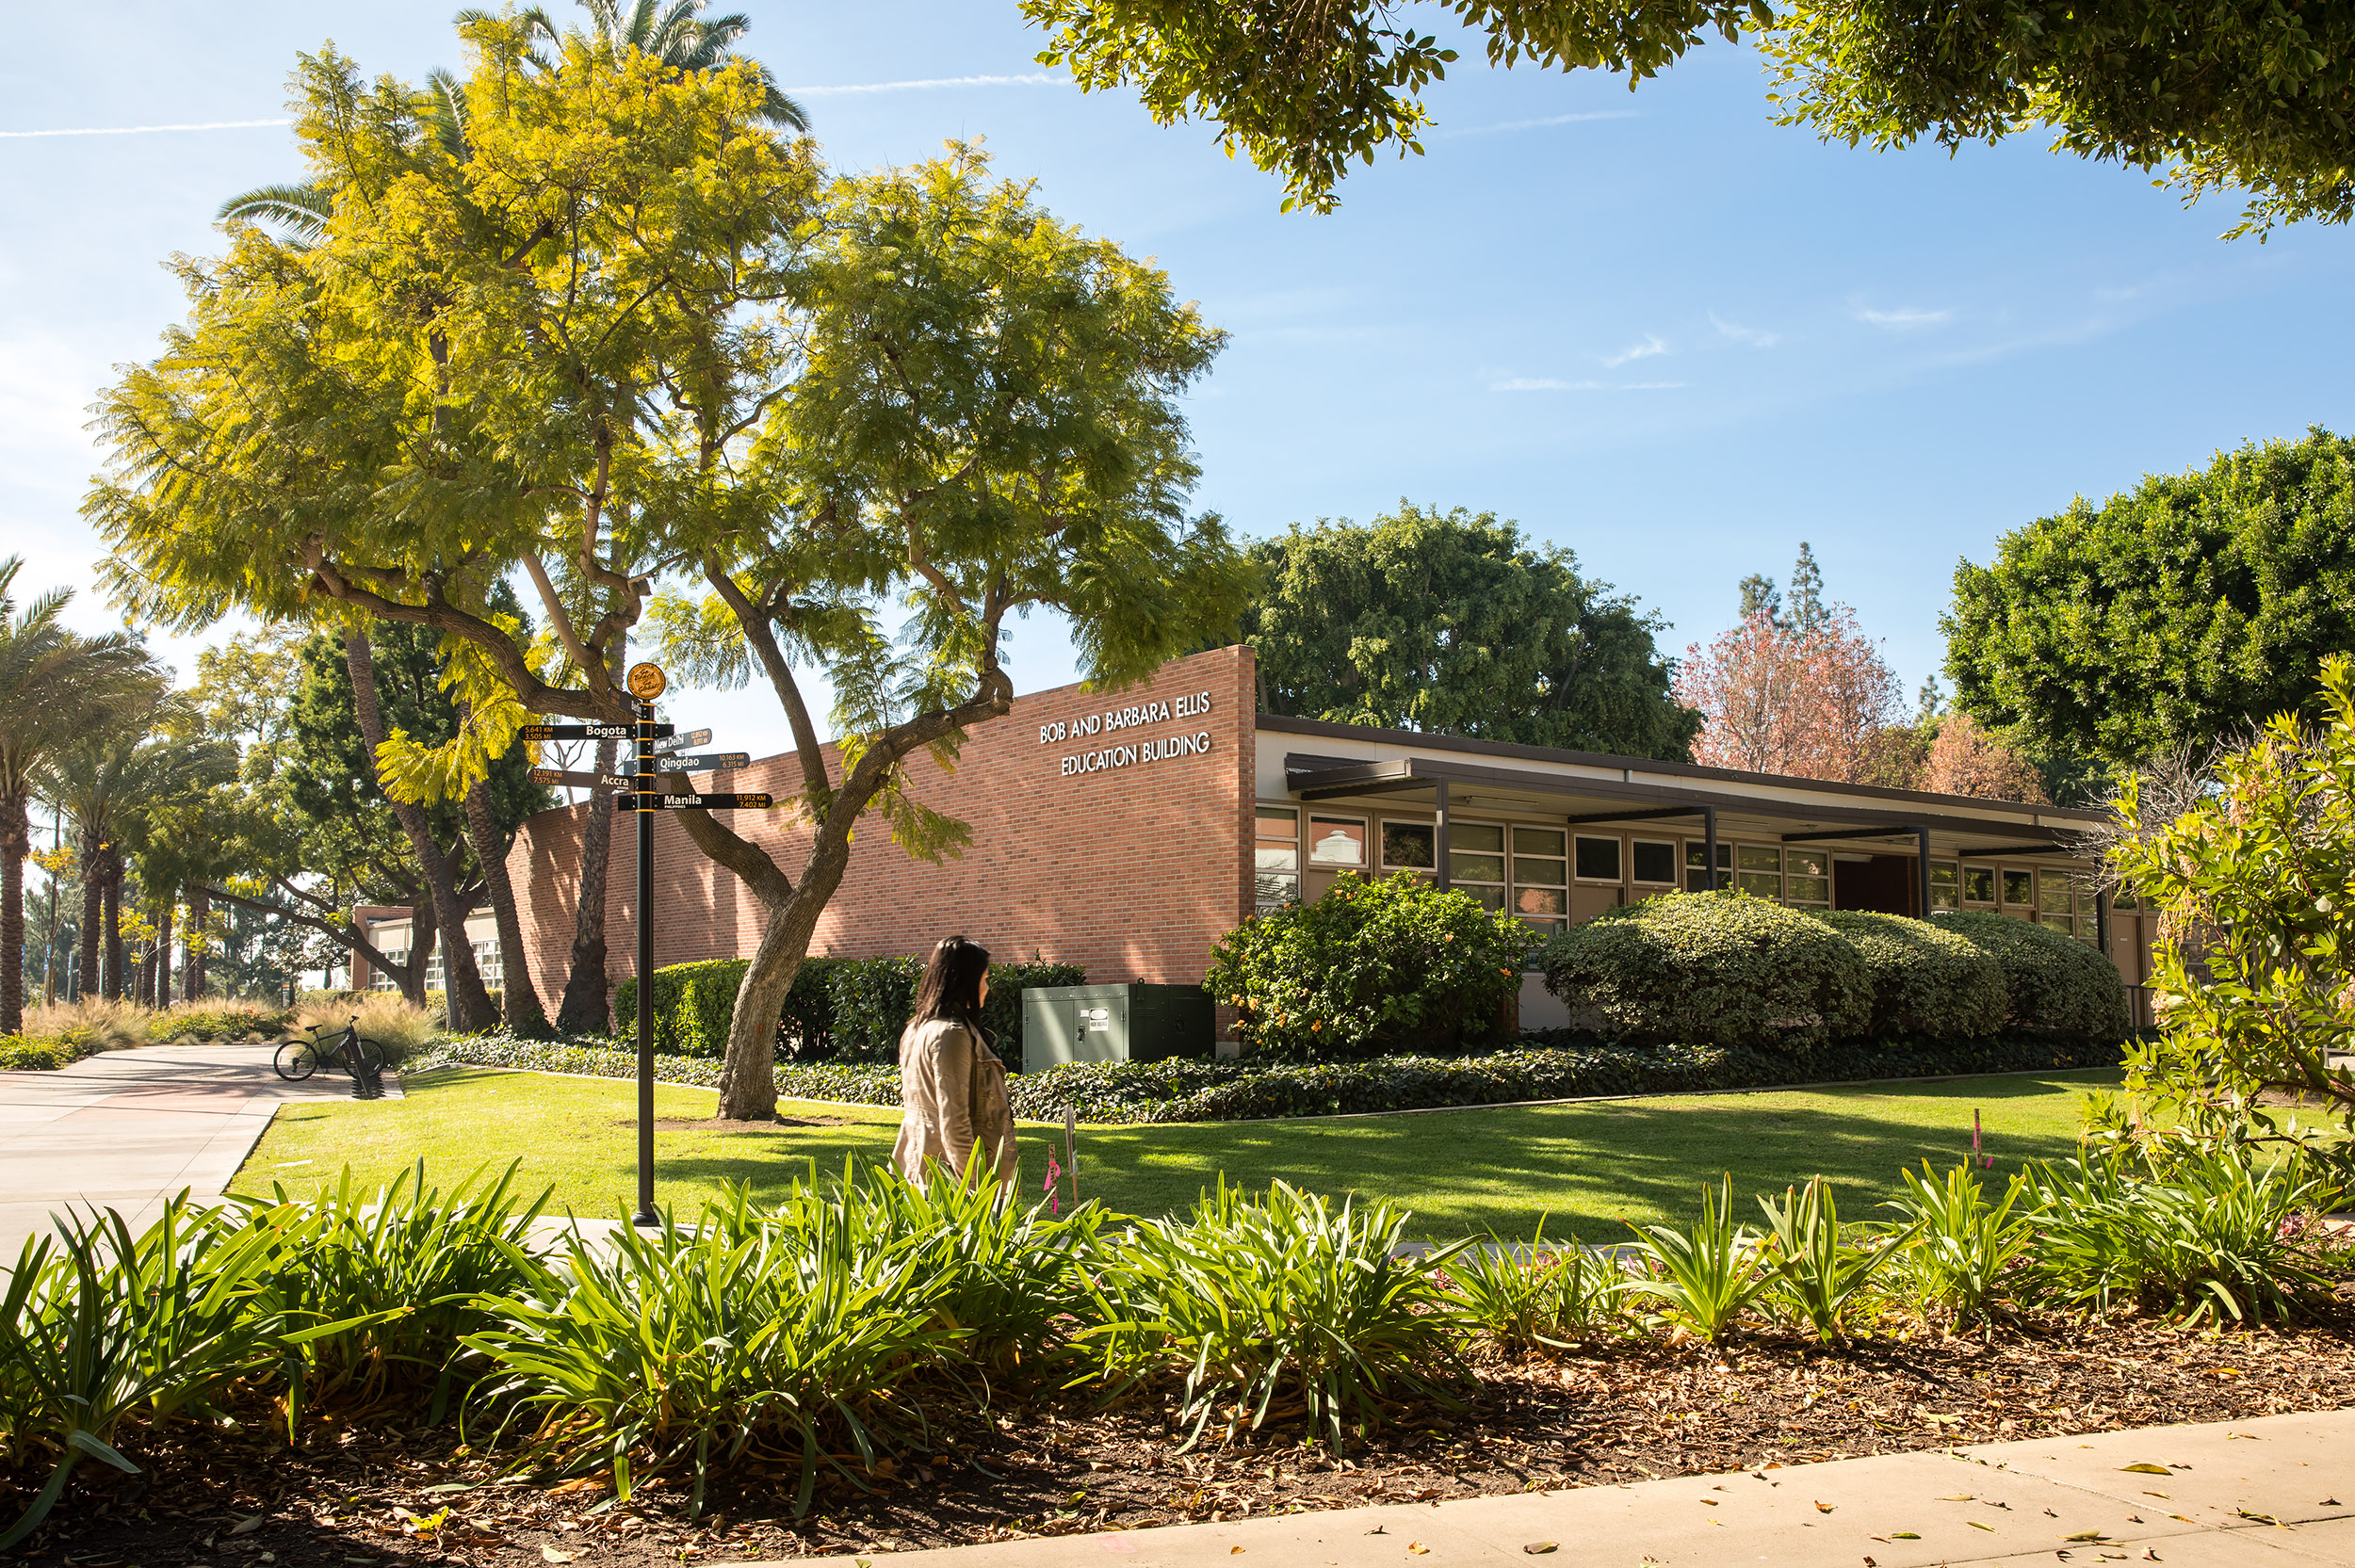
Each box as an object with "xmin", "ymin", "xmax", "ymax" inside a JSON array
[{"xmin": 505, "ymin": 645, "xmax": 1258, "ymax": 1022}]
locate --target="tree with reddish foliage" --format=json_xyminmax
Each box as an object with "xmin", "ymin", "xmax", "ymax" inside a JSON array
[
  {"xmin": 1675, "ymin": 606, "xmax": 1903, "ymax": 783},
  {"xmin": 1923, "ymin": 711, "xmax": 2050, "ymax": 804}
]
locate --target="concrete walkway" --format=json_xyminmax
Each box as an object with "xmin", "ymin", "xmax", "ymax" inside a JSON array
[
  {"xmin": 0, "ymin": 1041, "xmax": 386, "ymax": 1261},
  {"xmin": 788, "ymin": 1408, "xmax": 2355, "ymax": 1566}
]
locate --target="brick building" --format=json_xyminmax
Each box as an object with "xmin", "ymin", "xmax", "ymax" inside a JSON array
[{"xmin": 350, "ymin": 644, "xmax": 2153, "ymax": 1026}]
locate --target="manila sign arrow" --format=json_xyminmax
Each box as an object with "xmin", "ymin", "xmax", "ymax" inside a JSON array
[
  {"xmin": 521, "ymin": 721, "xmax": 673, "ymax": 742},
  {"xmin": 614, "ymin": 791, "xmax": 774, "ymax": 811}
]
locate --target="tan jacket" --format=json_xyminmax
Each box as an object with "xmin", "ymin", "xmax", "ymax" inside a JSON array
[{"xmin": 892, "ymin": 1017, "xmax": 1017, "ymax": 1189}]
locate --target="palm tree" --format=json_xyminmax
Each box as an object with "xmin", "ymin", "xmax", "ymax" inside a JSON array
[
  {"xmin": 507, "ymin": 0, "xmax": 809, "ymax": 129},
  {"xmin": 0, "ymin": 558, "xmax": 156, "ymax": 1031},
  {"xmin": 42, "ymin": 706, "xmax": 222, "ymax": 1005}
]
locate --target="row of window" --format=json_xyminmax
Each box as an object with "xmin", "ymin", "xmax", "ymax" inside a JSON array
[
  {"xmin": 365, "ymin": 939, "xmax": 501, "ymax": 993},
  {"xmin": 1255, "ymin": 806, "xmax": 2103, "ymax": 946}
]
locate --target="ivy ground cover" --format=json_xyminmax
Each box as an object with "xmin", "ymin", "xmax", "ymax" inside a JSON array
[{"xmin": 237, "ymin": 1064, "xmax": 2112, "ymax": 1237}]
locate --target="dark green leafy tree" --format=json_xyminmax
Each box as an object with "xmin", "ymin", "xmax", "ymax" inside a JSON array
[
  {"xmin": 1242, "ymin": 503, "xmax": 1699, "ymax": 759},
  {"xmin": 1022, "ymin": 0, "xmax": 2355, "ymax": 232},
  {"xmin": 1944, "ymin": 428, "xmax": 2355, "ymax": 767}
]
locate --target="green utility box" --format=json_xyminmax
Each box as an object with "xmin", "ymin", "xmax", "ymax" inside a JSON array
[{"xmin": 1021, "ymin": 983, "xmax": 1214, "ymax": 1075}]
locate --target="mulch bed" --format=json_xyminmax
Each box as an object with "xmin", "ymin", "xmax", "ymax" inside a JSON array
[{"xmin": 9, "ymin": 1301, "xmax": 2354, "ymax": 1568}]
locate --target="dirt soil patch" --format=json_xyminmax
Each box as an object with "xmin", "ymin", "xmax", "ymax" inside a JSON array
[{"xmin": 8, "ymin": 1308, "xmax": 2353, "ymax": 1567}]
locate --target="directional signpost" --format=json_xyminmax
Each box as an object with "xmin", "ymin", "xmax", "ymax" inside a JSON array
[{"xmin": 514, "ymin": 663, "xmax": 776, "ymax": 1226}]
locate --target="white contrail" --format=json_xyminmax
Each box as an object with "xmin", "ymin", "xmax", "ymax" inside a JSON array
[
  {"xmin": 788, "ymin": 73, "xmax": 1066, "ymax": 96},
  {"xmin": 0, "ymin": 118, "xmax": 293, "ymax": 138}
]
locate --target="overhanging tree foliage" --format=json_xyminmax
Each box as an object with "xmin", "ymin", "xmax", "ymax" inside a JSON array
[
  {"xmin": 88, "ymin": 21, "xmax": 1249, "ymax": 1119},
  {"xmin": 1021, "ymin": 0, "xmax": 2355, "ymax": 231},
  {"xmin": 1242, "ymin": 503, "xmax": 1697, "ymax": 758},
  {"xmin": 1944, "ymin": 427, "xmax": 2355, "ymax": 766}
]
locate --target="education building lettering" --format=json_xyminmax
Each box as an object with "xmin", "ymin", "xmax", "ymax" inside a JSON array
[{"xmin": 1042, "ymin": 690, "xmax": 1215, "ymax": 778}]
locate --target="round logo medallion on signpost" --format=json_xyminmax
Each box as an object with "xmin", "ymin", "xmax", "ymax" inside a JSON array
[{"xmin": 625, "ymin": 662, "xmax": 667, "ymax": 701}]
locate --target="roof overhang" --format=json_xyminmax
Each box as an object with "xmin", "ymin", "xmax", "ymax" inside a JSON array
[{"xmin": 1282, "ymin": 752, "xmax": 2092, "ymax": 860}]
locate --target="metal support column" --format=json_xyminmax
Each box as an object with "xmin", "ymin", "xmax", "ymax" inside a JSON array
[
  {"xmin": 1916, "ymin": 825, "xmax": 1933, "ymax": 918},
  {"xmin": 1703, "ymin": 805, "xmax": 1718, "ymax": 891},
  {"xmin": 633, "ymin": 696, "xmax": 658, "ymax": 1228},
  {"xmin": 2094, "ymin": 886, "xmax": 2110, "ymax": 954},
  {"xmin": 1434, "ymin": 779, "xmax": 1452, "ymax": 892}
]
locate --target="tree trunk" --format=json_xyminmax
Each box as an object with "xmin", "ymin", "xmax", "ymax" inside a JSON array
[
  {"xmin": 343, "ymin": 628, "xmax": 497, "ymax": 1033},
  {"xmin": 463, "ymin": 773, "xmax": 546, "ymax": 1035},
  {"xmin": 710, "ymin": 828, "xmax": 859, "ymax": 1122},
  {"xmin": 76, "ymin": 829, "xmax": 100, "ymax": 1003},
  {"xmin": 183, "ymin": 887, "xmax": 208, "ymax": 1000},
  {"xmin": 0, "ymin": 791, "xmax": 26, "ymax": 1034},
  {"xmin": 137, "ymin": 945, "xmax": 156, "ymax": 1009},
  {"xmin": 154, "ymin": 898, "xmax": 174, "ymax": 1008},
  {"xmin": 556, "ymin": 731, "xmax": 617, "ymax": 1033},
  {"xmin": 101, "ymin": 852, "xmax": 124, "ymax": 1002}
]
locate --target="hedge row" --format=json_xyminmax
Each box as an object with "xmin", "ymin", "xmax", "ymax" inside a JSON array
[
  {"xmin": 1539, "ymin": 894, "xmax": 2129, "ymax": 1049},
  {"xmin": 610, "ymin": 957, "xmax": 1085, "ymax": 1062},
  {"xmin": 0, "ymin": 1035, "xmax": 83, "ymax": 1071},
  {"xmin": 413, "ymin": 1029, "xmax": 2125, "ymax": 1125}
]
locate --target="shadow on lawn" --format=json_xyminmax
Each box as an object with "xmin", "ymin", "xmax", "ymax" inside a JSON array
[{"xmin": 1075, "ymin": 1071, "xmax": 2110, "ymax": 1238}]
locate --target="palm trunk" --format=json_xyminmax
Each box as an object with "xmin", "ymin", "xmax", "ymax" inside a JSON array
[
  {"xmin": 343, "ymin": 629, "xmax": 497, "ymax": 1032},
  {"xmin": 154, "ymin": 898, "xmax": 174, "ymax": 1008},
  {"xmin": 556, "ymin": 731, "xmax": 617, "ymax": 1033},
  {"xmin": 463, "ymin": 773, "xmax": 546, "ymax": 1035},
  {"xmin": 76, "ymin": 829, "xmax": 99, "ymax": 1002},
  {"xmin": 183, "ymin": 887, "xmax": 208, "ymax": 1000},
  {"xmin": 101, "ymin": 853, "xmax": 123, "ymax": 1002},
  {"xmin": 0, "ymin": 790, "xmax": 26, "ymax": 1034}
]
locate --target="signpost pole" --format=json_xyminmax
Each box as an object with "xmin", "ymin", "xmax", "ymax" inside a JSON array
[{"xmin": 633, "ymin": 691, "xmax": 658, "ymax": 1228}]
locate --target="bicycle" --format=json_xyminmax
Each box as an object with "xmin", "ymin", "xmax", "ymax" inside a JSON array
[{"xmin": 274, "ymin": 1016, "xmax": 386, "ymax": 1091}]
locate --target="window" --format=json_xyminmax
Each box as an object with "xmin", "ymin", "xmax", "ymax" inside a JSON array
[
  {"xmin": 1684, "ymin": 840, "xmax": 1731, "ymax": 892},
  {"xmin": 1783, "ymin": 847, "xmax": 1830, "ymax": 908},
  {"xmin": 2110, "ymin": 885, "xmax": 2137, "ymax": 911},
  {"xmin": 1307, "ymin": 816, "xmax": 1367, "ymax": 868},
  {"xmin": 2073, "ymin": 890, "xmax": 2100, "ymax": 946},
  {"xmin": 1573, "ymin": 834, "xmax": 1622, "ymax": 883},
  {"xmin": 1255, "ymin": 807, "xmax": 1300, "ymax": 911},
  {"xmin": 1963, "ymin": 865, "xmax": 1996, "ymax": 905},
  {"xmin": 2003, "ymin": 869, "xmax": 2033, "ymax": 907},
  {"xmin": 370, "ymin": 949, "xmax": 406, "ymax": 994},
  {"xmin": 1449, "ymin": 823, "xmax": 1506, "ymax": 911},
  {"xmin": 1631, "ymin": 839, "xmax": 1678, "ymax": 886},
  {"xmin": 1735, "ymin": 843, "xmax": 1781, "ymax": 899},
  {"xmin": 1928, "ymin": 861, "xmax": 1959, "ymax": 913},
  {"xmin": 1381, "ymin": 820, "xmax": 1435, "ymax": 871},
  {"xmin": 2037, "ymin": 880, "xmax": 2073, "ymax": 933},
  {"xmin": 475, "ymin": 938, "xmax": 502, "ymax": 989},
  {"xmin": 1511, "ymin": 827, "xmax": 1567, "ymax": 931}
]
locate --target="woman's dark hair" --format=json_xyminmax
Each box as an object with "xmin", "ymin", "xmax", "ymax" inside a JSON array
[{"xmin": 910, "ymin": 935, "xmax": 991, "ymax": 1034}]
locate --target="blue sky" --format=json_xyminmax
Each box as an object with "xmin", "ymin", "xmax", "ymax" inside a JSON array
[{"xmin": 6, "ymin": 1, "xmax": 2351, "ymax": 761}]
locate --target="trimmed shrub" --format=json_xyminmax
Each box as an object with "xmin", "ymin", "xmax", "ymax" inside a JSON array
[
  {"xmin": 410, "ymin": 1030, "xmax": 2128, "ymax": 1125},
  {"xmin": 609, "ymin": 957, "xmax": 1086, "ymax": 1064},
  {"xmin": 1205, "ymin": 871, "xmax": 1532, "ymax": 1062},
  {"xmin": 1937, "ymin": 911, "xmax": 2130, "ymax": 1042},
  {"xmin": 1815, "ymin": 911, "xmax": 2006, "ymax": 1041},
  {"xmin": 1540, "ymin": 891, "xmax": 1871, "ymax": 1048}
]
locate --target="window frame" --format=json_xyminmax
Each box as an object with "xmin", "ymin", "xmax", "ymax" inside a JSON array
[
  {"xmin": 1630, "ymin": 838, "xmax": 1679, "ymax": 887},
  {"xmin": 1305, "ymin": 814, "xmax": 1370, "ymax": 870},
  {"xmin": 1572, "ymin": 833, "xmax": 1624, "ymax": 885}
]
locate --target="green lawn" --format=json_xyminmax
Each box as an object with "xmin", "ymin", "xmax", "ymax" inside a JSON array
[{"xmin": 238, "ymin": 1065, "xmax": 2120, "ymax": 1240}]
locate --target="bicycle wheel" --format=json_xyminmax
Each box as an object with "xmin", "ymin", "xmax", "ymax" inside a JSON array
[
  {"xmin": 273, "ymin": 1041, "xmax": 319, "ymax": 1081},
  {"xmin": 350, "ymin": 1036, "xmax": 386, "ymax": 1075}
]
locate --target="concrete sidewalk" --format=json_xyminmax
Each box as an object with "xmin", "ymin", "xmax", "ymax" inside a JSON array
[
  {"xmin": 789, "ymin": 1408, "xmax": 2355, "ymax": 1566},
  {"xmin": 0, "ymin": 1040, "xmax": 388, "ymax": 1260}
]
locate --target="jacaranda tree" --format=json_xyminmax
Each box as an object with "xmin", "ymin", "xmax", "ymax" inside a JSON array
[{"xmin": 86, "ymin": 17, "xmax": 1248, "ymax": 1118}]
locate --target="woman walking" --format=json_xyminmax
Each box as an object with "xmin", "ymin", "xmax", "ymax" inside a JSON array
[{"xmin": 892, "ymin": 935, "xmax": 1018, "ymax": 1189}]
